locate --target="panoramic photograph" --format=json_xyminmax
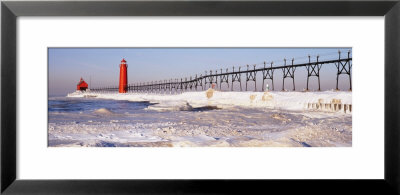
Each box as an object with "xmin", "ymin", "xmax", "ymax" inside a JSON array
[{"xmin": 48, "ymin": 48, "xmax": 352, "ymax": 147}]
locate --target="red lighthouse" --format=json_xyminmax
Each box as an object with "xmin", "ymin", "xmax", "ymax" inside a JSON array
[
  {"xmin": 119, "ymin": 58, "xmax": 128, "ymax": 93},
  {"xmin": 76, "ymin": 77, "xmax": 88, "ymax": 91}
]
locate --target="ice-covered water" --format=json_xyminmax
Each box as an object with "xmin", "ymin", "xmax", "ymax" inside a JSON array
[{"xmin": 49, "ymin": 90, "xmax": 352, "ymax": 147}]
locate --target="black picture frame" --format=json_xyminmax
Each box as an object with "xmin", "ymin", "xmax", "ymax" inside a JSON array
[{"xmin": 1, "ymin": 1, "xmax": 399, "ymax": 194}]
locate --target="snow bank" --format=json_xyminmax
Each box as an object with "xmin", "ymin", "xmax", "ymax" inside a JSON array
[{"xmin": 67, "ymin": 90, "xmax": 352, "ymax": 113}]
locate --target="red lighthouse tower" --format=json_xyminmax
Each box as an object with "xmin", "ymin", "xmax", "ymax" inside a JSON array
[{"xmin": 119, "ymin": 58, "xmax": 128, "ymax": 93}]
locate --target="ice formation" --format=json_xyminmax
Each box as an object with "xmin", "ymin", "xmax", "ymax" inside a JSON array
[{"xmin": 48, "ymin": 90, "xmax": 352, "ymax": 147}]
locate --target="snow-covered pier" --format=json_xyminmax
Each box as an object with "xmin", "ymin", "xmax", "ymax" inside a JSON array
[{"xmin": 69, "ymin": 90, "xmax": 352, "ymax": 114}]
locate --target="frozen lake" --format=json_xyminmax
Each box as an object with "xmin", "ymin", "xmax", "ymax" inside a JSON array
[{"xmin": 48, "ymin": 90, "xmax": 352, "ymax": 147}]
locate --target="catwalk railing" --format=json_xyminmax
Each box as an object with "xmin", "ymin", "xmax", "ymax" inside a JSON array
[{"xmin": 90, "ymin": 51, "xmax": 352, "ymax": 93}]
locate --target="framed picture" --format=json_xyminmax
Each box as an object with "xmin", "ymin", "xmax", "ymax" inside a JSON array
[{"xmin": 2, "ymin": 0, "xmax": 399, "ymax": 194}]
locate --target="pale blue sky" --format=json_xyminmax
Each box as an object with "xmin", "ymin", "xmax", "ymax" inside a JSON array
[{"xmin": 49, "ymin": 48, "xmax": 352, "ymax": 96}]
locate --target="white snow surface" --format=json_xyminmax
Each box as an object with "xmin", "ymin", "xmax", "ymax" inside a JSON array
[{"xmin": 50, "ymin": 90, "xmax": 352, "ymax": 147}]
